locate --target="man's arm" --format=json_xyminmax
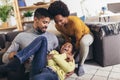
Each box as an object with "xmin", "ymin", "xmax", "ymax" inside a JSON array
[{"xmin": 2, "ymin": 36, "xmax": 20, "ymax": 63}]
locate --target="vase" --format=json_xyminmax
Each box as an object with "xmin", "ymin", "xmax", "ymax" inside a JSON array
[
  {"xmin": 80, "ymin": 15, "xmax": 85, "ymax": 22},
  {"xmin": 2, "ymin": 22, "xmax": 8, "ymax": 28}
]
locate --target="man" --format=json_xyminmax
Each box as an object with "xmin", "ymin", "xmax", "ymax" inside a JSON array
[{"xmin": 1, "ymin": 8, "xmax": 58, "ymax": 80}]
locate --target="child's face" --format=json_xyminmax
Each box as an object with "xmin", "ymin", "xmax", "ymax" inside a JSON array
[{"xmin": 60, "ymin": 42, "xmax": 73, "ymax": 54}]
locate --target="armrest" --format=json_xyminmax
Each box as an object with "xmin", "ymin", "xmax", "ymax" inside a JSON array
[
  {"xmin": 0, "ymin": 48, "xmax": 6, "ymax": 65},
  {"xmin": 0, "ymin": 34, "xmax": 6, "ymax": 49},
  {"xmin": 0, "ymin": 52, "xmax": 4, "ymax": 65},
  {"xmin": 5, "ymin": 31, "xmax": 22, "ymax": 42}
]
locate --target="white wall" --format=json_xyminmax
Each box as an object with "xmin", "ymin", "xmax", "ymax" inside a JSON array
[
  {"xmin": 61, "ymin": 0, "xmax": 120, "ymax": 17},
  {"xmin": 61, "ymin": 0, "xmax": 105, "ymax": 17},
  {"xmin": 61, "ymin": 0, "xmax": 82, "ymax": 17}
]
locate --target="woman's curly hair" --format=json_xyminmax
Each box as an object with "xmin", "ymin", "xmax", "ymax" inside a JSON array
[{"xmin": 48, "ymin": 1, "xmax": 70, "ymax": 18}]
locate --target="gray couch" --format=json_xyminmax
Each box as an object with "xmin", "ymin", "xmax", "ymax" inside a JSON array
[
  {"xmin": 0, "ymin": 23, "xmax": 93, "ymax": 79},
  {"xmin": 87, "ymin": 22, "xmax": 120, "ymax": 67}
]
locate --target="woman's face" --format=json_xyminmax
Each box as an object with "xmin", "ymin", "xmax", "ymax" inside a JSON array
[
  {"xmin": 60, "ymin": 42, "xmax": 73, "ymax": 54},
  {"xmin": 54, "ymin": 14, "xmax": 67, "ymax": 27}
]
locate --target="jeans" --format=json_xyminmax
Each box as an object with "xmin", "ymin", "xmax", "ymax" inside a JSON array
[
  {"xmin": 15, "ymin": 36, "xmax": 57, "ymax": 79},
  {"xmin": 31, "ymin": 67, "xmax": 58, "ymax": 80}
]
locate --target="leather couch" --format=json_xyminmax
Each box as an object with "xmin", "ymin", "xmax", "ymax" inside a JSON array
[
  {"xmin": 0, "ymin": 31, "xmax": 22, "ymax": 64},
  {"xmin": 0, "ymin": 24, "xmax": 93, "ymax": 79},
  {"xmin": 0, "ymin": 31, "xmax": 26, "ymax": 80},
  {"xmin": 87, "ymin": 22, "xmax": 120, "ymax": 67},
  {"xmin": 0, "ymin": 27, "xmax": 93, "ymax": 65}
]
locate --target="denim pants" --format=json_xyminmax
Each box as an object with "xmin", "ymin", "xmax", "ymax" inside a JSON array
[
  {"xmin": 15, "ymin": 36, "xmax": 58, "ymax": 79},
  {"xmin": 32, "ymin": 67, "xmax": 58, "ymax": 80}
]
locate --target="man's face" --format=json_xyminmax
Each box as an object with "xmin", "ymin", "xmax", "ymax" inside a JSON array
[
  {"xmin": 54, "ymin": 14, "xmax": 67, "ymax": 27},
  {"xmin": 60, "ymin": 42, "xmax": 73, "ymax": 54},
  {"xmin": 34, "ymin": 16, "xmax": 50, "ymax": 33}
]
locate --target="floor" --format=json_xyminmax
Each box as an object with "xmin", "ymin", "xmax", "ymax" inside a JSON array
[
  {"xmin": 66, "ymin": 60, "xmax": 120, "ymax": 80},
  {"xmin": 1, "ymin": 60, "xmax": 120, "ymax": 80}
]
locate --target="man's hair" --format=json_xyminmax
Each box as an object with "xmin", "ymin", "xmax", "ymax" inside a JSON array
[
  {"xmin": 48, "ymin": 1, "xmax": 70, "ymax": 18},
  {"xmin": 34, "ymin": 8, "xmax": 52, "ymax": 19}
]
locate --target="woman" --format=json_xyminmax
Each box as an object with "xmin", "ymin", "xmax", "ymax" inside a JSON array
[
  {"xmin": 0, "ymin": 36, "xmax": 75, "ymax": 80},
  {"xmin": 48, "ymin": 1, "xmax": 94, "ymax": 76}
]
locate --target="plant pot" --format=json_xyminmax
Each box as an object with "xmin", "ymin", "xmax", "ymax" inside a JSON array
[
  {"xmin": 24, "ymin": 17, "xmax": 33, "ymax": 22},
  {"xmin": 2, "ymin": 22, "xmax": 8, "ymax": 28},
  {"xmin": 28, "ymin": 17, "xmax": 33, "ymax": 21},
  {"xmin": 24, "ymin": 17, "xmax": 29, "ymax": 22}
]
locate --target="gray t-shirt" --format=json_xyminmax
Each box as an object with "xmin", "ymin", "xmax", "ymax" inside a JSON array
[{"xmin": 2, "ymin": 28, "xmax": 59, "ymax": 63}]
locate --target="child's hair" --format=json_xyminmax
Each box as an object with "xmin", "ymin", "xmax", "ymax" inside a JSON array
[{"xmin": 48, "ymin": 1, "xmax": 70, "ymax": 18}]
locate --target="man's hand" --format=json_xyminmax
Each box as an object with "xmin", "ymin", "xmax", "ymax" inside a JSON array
[
  {"xmin": 47, "ymin": 54, "xmax": 54, "ymax": 60},
  {"xmin": 8, "ymin": 51, "xmax": 17, "ymax": 60}
]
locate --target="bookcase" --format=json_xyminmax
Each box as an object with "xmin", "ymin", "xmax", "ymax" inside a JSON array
[{"xmin": 13, "ymin": 0, "xmax": 55, "ymax": 31}]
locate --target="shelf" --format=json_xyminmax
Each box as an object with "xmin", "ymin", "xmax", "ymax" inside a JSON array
[
  {"xmin": 19, "ymin": 4, "xmax": 50, "ymax": 10},
  {"xmin": 0, "ymin": 26, "xmax": 17, "ymax": 30},
  {"xmin": 13, "ymin": 0, "xmax": 55, "ymax": 31},
  {"xmin": 22, "ymin": 20, "xmax": 34, "ymax": 24}
]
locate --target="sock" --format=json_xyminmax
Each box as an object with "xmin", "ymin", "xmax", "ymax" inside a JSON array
[{"xmin": 76, "ymin": 65, "xmax": 85, "ymax": 76}]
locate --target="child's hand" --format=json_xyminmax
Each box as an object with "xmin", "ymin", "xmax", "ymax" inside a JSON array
[
  {"xmin": 66, "ymin": 54, "xmax": 73, "ymax": 62},
  {"xmin": 65, "ymin": 71, "xmax": 74, "ymax": 78}
]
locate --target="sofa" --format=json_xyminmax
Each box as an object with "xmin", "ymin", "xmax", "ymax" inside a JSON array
[
  {"xmin": 0, "ymin": 31, "xmax": 26, "ymax": 80},
  {"xmin": 0, "ymin": 29, "xmax": 93, "ymax": 63},
  {"xmin": 87, "ymin": 22, "xmax": 120, "ymax": 67},
  {"xmin": 0, "ymin": 21, "xmax": 93, "ymax": 79},
  {"xmin": 0, "ymin": 20, "xmax": 93, "ymax": 63}
]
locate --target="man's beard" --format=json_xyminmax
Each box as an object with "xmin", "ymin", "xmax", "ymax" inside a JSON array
[{"xmin": 36, "ymin": 28, "xmax": 45, "ymax": 34}]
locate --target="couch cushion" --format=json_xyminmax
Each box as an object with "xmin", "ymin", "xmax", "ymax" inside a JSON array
[{"xmin": 5, "ymin": 31, "xmax": 22, "ymax": 42}]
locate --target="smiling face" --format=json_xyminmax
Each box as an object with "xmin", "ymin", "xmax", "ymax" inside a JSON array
[
  {"xmin": 34, "ymin": 16, "xmax": 50, "ymax": 33},
  {"xmin": 60, "ymin": 42, "xmax": 73, "ymax": 54},
  {"xmin": 54, "ymin": 14, "xmax": 68, "ymax": 27}
]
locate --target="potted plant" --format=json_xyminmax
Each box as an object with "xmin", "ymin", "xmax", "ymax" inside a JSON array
[
  {"xmin": 23, "ymin": 11, "xmax": 33, "ymax": 21},
  {"xmin": 0, "ymin": 5, "xmax": 13, "ymax": 27}
]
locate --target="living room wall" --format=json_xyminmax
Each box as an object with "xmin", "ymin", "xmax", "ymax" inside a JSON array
[{"xmin": 61, "ymin": 0, "xmax": 120, "ymax": 17}]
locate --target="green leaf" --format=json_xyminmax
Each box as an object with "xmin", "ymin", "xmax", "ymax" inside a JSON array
[
  {"xmin": 0, "ymin": 5, "xmax": 12, "ymax": 22},
  {"xmin": 23, "ymin": 11, "xmax": 33, "ymax": 17}
]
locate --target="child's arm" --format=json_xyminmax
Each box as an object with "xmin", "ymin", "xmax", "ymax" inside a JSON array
[{"xmin": 53, "ymin": 53, "xmax": 75, "ymax": 73}]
